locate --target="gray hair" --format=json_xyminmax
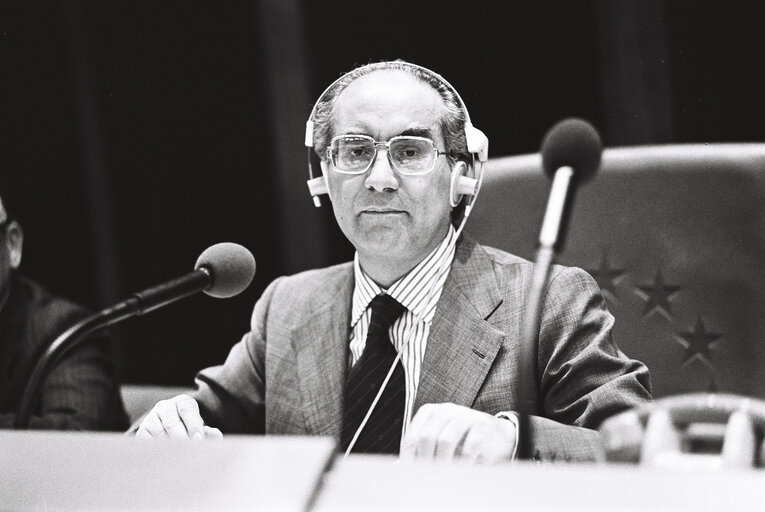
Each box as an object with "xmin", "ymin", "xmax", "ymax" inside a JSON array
[{"xmin": 311, "ymin": 61, "xmax": 470, "ymax": 164}]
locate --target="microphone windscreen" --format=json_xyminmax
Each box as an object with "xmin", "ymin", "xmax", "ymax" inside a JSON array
[
  {"xmin": 195, "ymin": 242, "xmax": 256, "ymax": 298},
  {"xmin": 540, "ymin": 118, "xmax": 602, "ymax": 181}
]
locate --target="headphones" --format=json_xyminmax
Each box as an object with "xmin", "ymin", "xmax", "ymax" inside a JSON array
[{"xmin": 304, "ymin": 62, "xmax": 489, "ymax": 213}]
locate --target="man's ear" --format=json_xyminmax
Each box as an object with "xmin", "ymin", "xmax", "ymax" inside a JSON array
[
  {"xmin": 318, "ymin": 160, "xmax": 332, "ymax": 200},
  {"xmin": 6, "ymin": 221, "xmax": 23, "ymax": 269}
]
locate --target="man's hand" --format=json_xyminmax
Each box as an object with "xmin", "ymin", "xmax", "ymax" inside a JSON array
[
  {"xmin": 401, "ymin": 403, "xmax": 516, "ymax": 463},
  {"xmin": 135, "ymin": 394, "xmax": 222, "ymax": 440}
]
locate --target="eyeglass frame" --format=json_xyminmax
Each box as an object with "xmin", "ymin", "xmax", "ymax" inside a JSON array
[{"xmin": 325, "ymin": 134, "xmax": 451, "ymax": 176}]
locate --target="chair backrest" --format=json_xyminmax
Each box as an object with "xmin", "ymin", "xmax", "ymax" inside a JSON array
[{"xmin": 469, "ymin": 144, "xmax": 765, "ymax": 399}]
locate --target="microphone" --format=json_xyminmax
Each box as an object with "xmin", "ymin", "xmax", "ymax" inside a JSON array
[
  {"xmin": 538, "ymin": 118, "xmax": 601, "ymax": 250},
  {"xmin": 14, "ymin": 243, "xmax": 256, "ymax": 429},
  {"xmin": 516, "ymin": 119, "xmax": 602, "ymax": 459},
  {"xmin": 131, "ymin": 242, "xmax": 257, "ymax": 314}
]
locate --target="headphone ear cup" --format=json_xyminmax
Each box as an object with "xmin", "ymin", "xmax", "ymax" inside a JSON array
[
  {"xmin": 450, "ymin": 164, "xmax": 478, "ymax": 208},
  {"xmin": 307, "ymin": 175, "xmax": 329, "ymax": 207}
]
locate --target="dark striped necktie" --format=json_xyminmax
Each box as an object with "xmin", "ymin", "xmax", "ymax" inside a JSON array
[{"xmin": 341, "ymin": 293, "xmax": 407, "ymax": 454}]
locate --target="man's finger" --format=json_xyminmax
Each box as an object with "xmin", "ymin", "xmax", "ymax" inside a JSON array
[
  {"xmin": 460, "ymin": 417, "xmax": 516, "ymax": 464},
  {"xmin": 403, "ymin": 404, "xmax": 452, "ymax": 460},
  {"xmin": 203, "ymin": 426, "xmax": 223, "ymax": 439},
  {"xmin": 434, "ymin": 416, "xmax": 469, "ymax": 461},
  {"xmin": 136, "ymin": 413, "xmax": 166, "ymax": 439},
  {"xmin": 175, "ymin": 395, "xmax": 204, "ymax": 439},
  {"xmin": 401, "ymin": 404, "xmax": 435, "ymax": 459},
  {"xmin": 155, "ymin": 399, "xmax": 191, "ymax": 439},
  {"xmin": 460, "ymin": 426, "xmax": 484, "ymax": 463}
]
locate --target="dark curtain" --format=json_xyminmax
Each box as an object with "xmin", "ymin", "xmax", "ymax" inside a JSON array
[{"xmin": 1, "ymin": 0, "xmax": 763, "ymax": 385}]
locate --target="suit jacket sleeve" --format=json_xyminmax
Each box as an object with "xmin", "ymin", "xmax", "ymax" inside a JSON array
[
  {"xmin": 191, "ymin": 277, "xmax": 285, "ymax": 433},
  {"xmin": 0, "ymin": 336, "xmax": 124, "ymax": 430},
  {"xmin": 528, "ymin": 266, "xmax": 651, "ymax": 461},
  {"xmin": 0, "ymin": 277, "xmax": 127, "ymax": 431}
]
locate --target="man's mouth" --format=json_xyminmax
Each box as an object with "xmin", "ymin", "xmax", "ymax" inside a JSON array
[{"xmin": 359, "ymin": 208, "xmax": 406, "ymax": 215}]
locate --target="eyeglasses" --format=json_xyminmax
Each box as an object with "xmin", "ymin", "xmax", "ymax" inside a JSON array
[{"xmin": 326, "ymin": 135, "xmax": 449, "ymax": 176}]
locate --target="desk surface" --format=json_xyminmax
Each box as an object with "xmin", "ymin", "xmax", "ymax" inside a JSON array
[
  {"xmin": 315, "ymin": 454, "xmax": 765, "ymax": 511},
  {"xmin": 0, "ymin": 431, "xmax": 334, "ymax": 512},
  {"xmin": 3, "ymin": 432, "xmax": 765, "ymax": 511}
]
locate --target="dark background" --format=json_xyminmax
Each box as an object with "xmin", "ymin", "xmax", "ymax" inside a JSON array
[{"xmin": 1, "ymin": 0, "xmax": 763, "ymax": 385}]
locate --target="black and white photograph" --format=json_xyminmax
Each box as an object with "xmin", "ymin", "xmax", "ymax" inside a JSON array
[{"xmin": 1, "ymin": 1, "xmax": 764, "ymax": 510}]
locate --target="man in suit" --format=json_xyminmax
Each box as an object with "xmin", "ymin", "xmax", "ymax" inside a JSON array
[
  {"xmin": 136, "ymin": 61, "xmax": 651, "ymax": 462},
  {"xmin": 0, "ymin": 190, "xmax": 128, "ymax": 430}
]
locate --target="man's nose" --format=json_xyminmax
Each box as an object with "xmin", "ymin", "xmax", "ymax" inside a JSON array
[{"xmin": 364, "ymin": 150, "xmax": 399, "ymax": 192}]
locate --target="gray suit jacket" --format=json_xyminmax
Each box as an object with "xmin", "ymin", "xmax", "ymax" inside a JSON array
[{"xmin": 193, "ymin": 235, "xmax": 651, "ymax": 461}]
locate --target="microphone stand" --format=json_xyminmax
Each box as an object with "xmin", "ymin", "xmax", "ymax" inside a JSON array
[
  {"xmin": 14, "ymin": 270, "xmax": 210, "ymax": 429},
  {"xmin": 517, "ymin": 166, "xmax": 575, "ymax": 459}
]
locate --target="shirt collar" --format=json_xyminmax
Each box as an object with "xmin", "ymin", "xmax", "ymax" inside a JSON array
[{"xmin": 351, "ymin": 225, "xmax": 457, "ymax": 327}]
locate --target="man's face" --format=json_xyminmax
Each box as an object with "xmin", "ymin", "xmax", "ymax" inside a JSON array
[
  {"xmin": 0, "ymin": 229, "xmax": 11, "ymax": 300},
  {"xmin": 0, "ymin": 198, "xmax": 22, "ymax": 304},
  {"xmin": 0, "ymin": 205, "xmax": 12, "ymax": 300},
  {"xmin": 322, "ymin": 71, "xmax": 456, "ymax": 279}
]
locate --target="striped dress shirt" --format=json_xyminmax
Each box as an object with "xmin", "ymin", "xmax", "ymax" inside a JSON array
[{"xmin": 349, "ymin": 225, "xmax": 457, "ymax": 439}]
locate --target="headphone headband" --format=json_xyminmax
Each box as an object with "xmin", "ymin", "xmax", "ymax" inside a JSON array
[
  {"xmin": 305, "ymin": 61, "xmax": 488, "ymax": 161},
  {"xmin": 305, "ymin": 61, "xmax": 488, "ymax": 207}
]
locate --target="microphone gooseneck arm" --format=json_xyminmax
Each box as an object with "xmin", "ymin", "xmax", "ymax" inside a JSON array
[
  {"xmin": 14, "ymin": 268, "xmax": 211, "ymax": 429},
  {"xmin": 537, "ymin": 167, "xmax": 575, "ymax": 250},
  {"xmin": 130, "ymin": 267, "xmax": 211, "ymax": 315},
  {"xmin": 516, "ymin": 118, "xmax": 602, "ymax": 460},
  {"xmin": 518, "ymin": 167, "xmax": 577, "ymax": 458}
]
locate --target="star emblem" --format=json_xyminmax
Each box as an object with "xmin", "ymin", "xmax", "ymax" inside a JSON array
[
  {"xmin": 586, "ymin": 250, "xmax": 625, "ymax": 302},
  {"xmin": 636, "ymin": 268, "xmax": 680, "ymax": 319},
  {"xmin": 675, "ymin": 316, "xmax": 721, "ymax": 368}
]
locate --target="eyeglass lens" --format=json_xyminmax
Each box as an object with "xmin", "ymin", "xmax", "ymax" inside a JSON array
[{"xmin": 331, "ymin": 136, "xmax": 436, "ymax": 174}]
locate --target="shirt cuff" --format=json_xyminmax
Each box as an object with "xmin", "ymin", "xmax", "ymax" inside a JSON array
[{"xmin": 494, "ymin": 411, "xmax": 520, "ymax": 460}]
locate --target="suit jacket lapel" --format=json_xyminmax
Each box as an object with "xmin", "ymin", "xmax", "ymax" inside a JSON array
[
  {"xmin": 293, "ymin": 266, "xmax": 353, "ymax": 437},
  {"xmin": 414, "ymin": 235, "xmax": 507, "ymax": 412}
]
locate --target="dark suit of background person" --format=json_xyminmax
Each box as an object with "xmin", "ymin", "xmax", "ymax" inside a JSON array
[
  {"xmin": 0, "ymin": 193, "xmax": 128, "ymax": 430},
  {"xmin": 137, "ymin": 61, "xmax": 651, "ymax": 462}
]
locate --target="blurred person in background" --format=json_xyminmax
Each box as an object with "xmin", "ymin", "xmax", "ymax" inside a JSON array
[{"xmin": 0, "ymin": 185, "xmax": 128, "ymax": 430}]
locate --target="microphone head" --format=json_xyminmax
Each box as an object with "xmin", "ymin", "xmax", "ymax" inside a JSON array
[
  {"xmin": 195, "ymin": 243, "xmax": 256, "ymax": 299},
  {"xmin": 540, "ymin": 118, "xmax": 602, "ymax": 182}
]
